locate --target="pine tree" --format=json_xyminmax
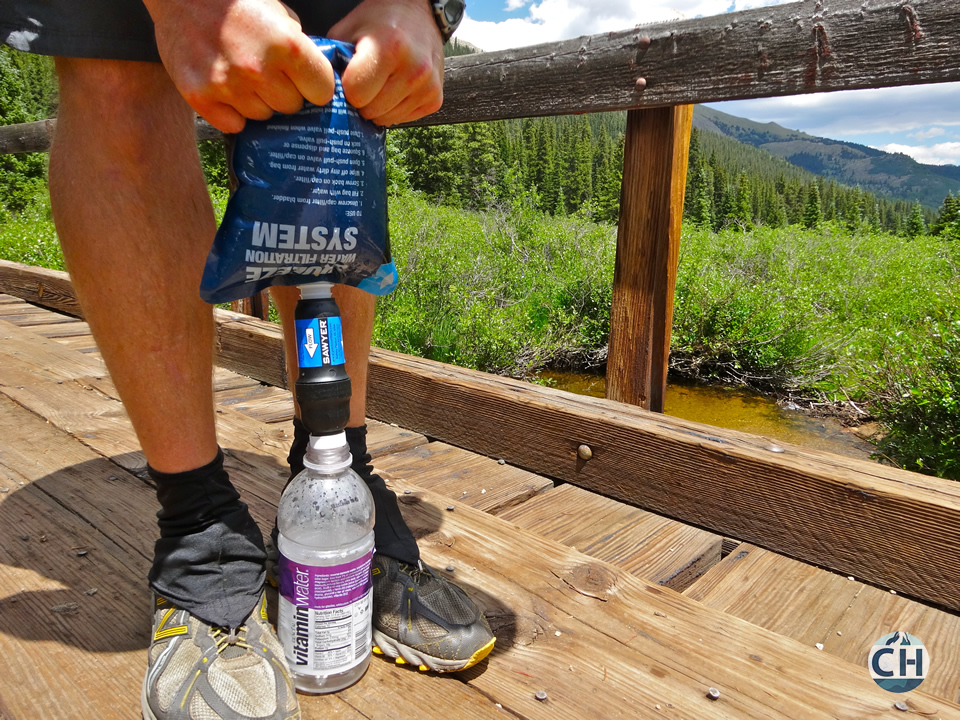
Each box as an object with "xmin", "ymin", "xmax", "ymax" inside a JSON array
[
  {"xmin": 394, "ymin": 125, "xmax": 465, "ymax": 205},
  {"xmin": 729, "ymin": 172, "xmax": 752, "ymax": 229},
  {"xmin": 461, "ymin": 122, "xmax": 501, "ymax": 209},
  {"xmin": 688, "ymin": 162, "xmax": 713, "ymax": 229},
  {"xmin": 905, "ymin": 201, "xmax": 927, "ymax": 238},
  {"xmin": 803, "ymin": 183, "xmax": 823, "ymax": 229}
]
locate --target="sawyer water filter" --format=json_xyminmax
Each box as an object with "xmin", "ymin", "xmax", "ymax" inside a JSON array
[{"xmin": 200, "ymin": 38, "xmax": 397, "ymax": 304}]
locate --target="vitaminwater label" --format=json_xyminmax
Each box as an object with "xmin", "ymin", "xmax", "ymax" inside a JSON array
[
  {"xmin": 199, "ymin": 38, "xmax": 398, "ymax": 304},
  {"xmin": 295, "ymin": 316, "xmax": 345, "ymax": 368},
  {"xmin": 278, "ymin": 551, "xmax": 373, "ymax": 675}
]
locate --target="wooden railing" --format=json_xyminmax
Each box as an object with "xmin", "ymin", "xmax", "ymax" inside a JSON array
[{"xmin": 2, "ymin": 0, "xmax": 960, "ymax": 610}]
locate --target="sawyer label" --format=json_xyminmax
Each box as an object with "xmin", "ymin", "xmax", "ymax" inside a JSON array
[{"xmin": 200, "ymin": 38, "xmax": 397, "ymax": 303}]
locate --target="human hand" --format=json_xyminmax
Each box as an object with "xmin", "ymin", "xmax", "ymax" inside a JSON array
[
  {"xmin": 143, "ymin": 0, "xmax": 336, "ymax": 133},
  {"xmin": 329, "ymin": 0, "xmax": 445, "ymax": 126}
]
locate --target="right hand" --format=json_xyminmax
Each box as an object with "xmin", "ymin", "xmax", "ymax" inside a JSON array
[{"xmin": 143, "ymin": 0, "xmax": 336, "ymax": 133}]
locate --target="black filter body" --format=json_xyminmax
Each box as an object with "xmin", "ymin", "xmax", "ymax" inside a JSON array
[{"xmin": 293, "ymin": 294, "xmax": 352, "ymax": 435}]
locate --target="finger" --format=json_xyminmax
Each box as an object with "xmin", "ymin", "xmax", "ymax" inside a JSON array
[
  {"xmin": 339, "ymin": 36, "xmax": 394, "ymax": 110},
  {"xmin": 191, "ymin": 100, "xmax": 248, "ymax": 134},
  {"xmin": 284, "ymin": 34, "xmax": 336, "ymax": 107},
  {"xmin": 255, "ymin": 72, "xmax": 304, "ymax": 115},
  {"xmin": 370, "ymin": 94, "xmax": 441, "ymax": 127},
  {"xmin": 230, "ymin": 93, "xmax": 276, "ymax": 122}
]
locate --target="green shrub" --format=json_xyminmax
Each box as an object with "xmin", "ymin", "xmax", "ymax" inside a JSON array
[{"xmin": 865, "ymin": 306, "xmax": 960, "ymax": 479}]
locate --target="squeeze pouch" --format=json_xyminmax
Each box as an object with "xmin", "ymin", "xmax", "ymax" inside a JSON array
[{"xmin": 200, "ymin": 38, "xmax": 397, "ymax": 304}]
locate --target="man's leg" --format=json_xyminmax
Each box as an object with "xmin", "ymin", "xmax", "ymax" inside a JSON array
[
  {"xmin": 49, "ymin": 58, "xmax": 298, "ymax": 719},
  {"xmin": 271, "ymin": 284, "xmax": 495, "ymax": 672}
]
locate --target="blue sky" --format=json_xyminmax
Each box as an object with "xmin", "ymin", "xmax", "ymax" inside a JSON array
[{"xmin": 456, "ymin": 0, "xmax": 960, "ymax": 167}]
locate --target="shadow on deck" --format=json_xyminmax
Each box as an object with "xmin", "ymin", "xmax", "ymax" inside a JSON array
[{"xmin": 1, "ymin": 294, "xmax": 959, "ymax": 719}]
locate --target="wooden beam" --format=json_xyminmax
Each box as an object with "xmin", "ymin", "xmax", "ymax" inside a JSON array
[
  {"xmin": 606, "ymin": 105, "xmax": 691, "ymax": 411},
  {"xmin": 3, "ymin": 0, "xmax": 959, "ymax": 154},
  {"xmin": 5, "ymin": 261, "xmax": 960, "ymax": 611}
]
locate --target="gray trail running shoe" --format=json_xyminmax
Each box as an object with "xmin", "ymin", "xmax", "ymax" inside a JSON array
[
  {"xmin": 142, "ymin": 592, "xmax": 300, "ymax": 720},
  {"xmin": 370, "ymin": 554, "xmax": 495, "ymax": 673}
]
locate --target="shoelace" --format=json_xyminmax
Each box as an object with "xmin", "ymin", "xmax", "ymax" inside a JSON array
[{"xmin": 212, "ymin": 624, "xmax": 252, "ymax": 653}]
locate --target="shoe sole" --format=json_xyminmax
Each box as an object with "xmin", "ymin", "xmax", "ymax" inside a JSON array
[
  {"xmin": 372, "ymin": 628, "xmax": 495, "ymax": 673},
  {"xmin": 141, "ymin": 675, "xmax": 157, "ymax": 720}
]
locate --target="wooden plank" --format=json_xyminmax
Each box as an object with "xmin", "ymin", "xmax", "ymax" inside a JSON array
[
  {"xmin": 827, "ymin": 585, "xmax": 960, "ymax": 704},
  {"xmin": 684, "ymin": 544, "xmax": 960, "ymax": 704},
  {"xmin": 684, "ymin": 544, "xmax": 863, "ymax": 646},
  {"xmin": 8, "ymin": 267, "xmax": 960, "ymax": 613},
  {"xmin": 606, "ymin": 105, "xmax": 691, "ymax": 411},
  {"xmin": 499, "ymin": 484, "xmax": 721, "ymax": 591},
  {"xmin": 216, "ymin": 382, "xmax": 296, "ymax": 424},
  {"xmin": 375, "ymin": 442, "xmax": 553, "ymax": 514},
  {"xmin": 382, "ymin": 474, "xmax": 960, "ymax": 719},
  {"xmin": 32, "ymin": 320, "xmax": 94, "ymax": 339},
  {"xmin": 3, "ymin": 1, "xmax": 960, "ymax": 145}
]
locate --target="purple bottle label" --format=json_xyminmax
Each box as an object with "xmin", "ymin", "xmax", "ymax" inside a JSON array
[
  {"xmin": 278, "ymin": 550, "xmax": 374, "ymax": 673},
  {"xmin": 279, "ymin": 552, "xmax": 372, "ymax": 609}
]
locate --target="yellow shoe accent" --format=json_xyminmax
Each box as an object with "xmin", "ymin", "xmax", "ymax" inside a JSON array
[
  {"xmin": 153, "ymin": 607, "xmax": 189, "ymax": 641},
  {"xmin": 418, "ymin": 664, "xmax": 429, "ymax": 672},
  {"xmin": 395, "ymin": 656, "xmax": 406, "ymax": 665},
  {"xmin": 260, "ymin": 593, "xmax": 269, "ymax": 621},
  {"xmin": 372, "ymin": 646, "xmax": 384, "ymax": 655},
  {"xmin": 459, "ymin": 637, "xmax": 496, "ymax": 671}
]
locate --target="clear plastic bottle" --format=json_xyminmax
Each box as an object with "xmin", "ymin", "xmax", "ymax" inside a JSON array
[{"xmin": 277, "ymin": 431, "xmax": 375, "ymax": 694}]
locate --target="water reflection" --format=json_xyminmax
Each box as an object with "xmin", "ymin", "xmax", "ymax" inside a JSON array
[{"xmin": 537, "ymin": 371, "xmax": 876, "ymax": 462}]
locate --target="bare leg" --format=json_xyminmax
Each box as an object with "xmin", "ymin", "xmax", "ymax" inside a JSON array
[
  {"xmin": 49, "ymin": 58, "xmax": 219, "ymax": 473},
  {"xmin": 271, "ymin": 283, "xmax": 375, "ymax": 424}
]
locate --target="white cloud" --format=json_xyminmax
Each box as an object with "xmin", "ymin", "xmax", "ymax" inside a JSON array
[
  {"xmin": 875, "ymin": 142, "xmax": 960, "ymax": 166},
  {"xmin": 908, "ymin": 127, "xmax": 946, "ymax": 141},
  {"xmin": 459, "ymin": 0, "xmax": 794, "ymax": 52}
]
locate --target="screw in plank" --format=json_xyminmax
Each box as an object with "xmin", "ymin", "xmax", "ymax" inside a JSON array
[
  {"xmin": 893, "ymin": 701, "xmax": 909, "ymax": 712},
  {"xmin": 767, "ymin": 445, "xmax": 785, "ymax": 453},
  {"xmin": 445, "ymin": 565, "xmax": 455, "ymax": 572},
  {"xmin": 577, "ymin": 444, "xmax": 593, "ymax": 461},
  {"xmin": 706, "ymin": 688, "xmax": 721, "ymax": 700},
  {"xmin": 534, "ymin": 690, "xmax": 548, "ymax": 702},
  {"xmin": 403, "ymin": 490, "xmax": 411, "ymax": 494},
  {"xmin": 635, "ymin": 77, "xmax": 647, "ymax": 90},
  {"xmin": 446, "ymin": 505, "xmax": 455, "ymax": 511}
]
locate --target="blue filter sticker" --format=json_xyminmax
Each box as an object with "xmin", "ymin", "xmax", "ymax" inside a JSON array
[{"xmin": 296, "ymin": 317, "xmax": 345, "ymax": 368}]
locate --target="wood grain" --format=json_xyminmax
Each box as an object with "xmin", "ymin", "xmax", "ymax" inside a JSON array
[{"xmin": 606, "ymin": 105, "xmax": 691, "ymax": 411}]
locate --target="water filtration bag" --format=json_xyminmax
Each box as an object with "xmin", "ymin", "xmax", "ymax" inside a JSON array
[{"xmin": 200, "ymin": 38, "xmax": 397, "ymax": 304}]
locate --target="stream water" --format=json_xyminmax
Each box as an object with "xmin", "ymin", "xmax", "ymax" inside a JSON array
[{"xmin": 537, "ymin": 371, "xmax": 877, "ymax": 462}]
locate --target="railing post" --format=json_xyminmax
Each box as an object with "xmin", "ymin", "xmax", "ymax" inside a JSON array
[{"xmin": 605, "ymin": 105, "xmax": 693, "ymax": 412}]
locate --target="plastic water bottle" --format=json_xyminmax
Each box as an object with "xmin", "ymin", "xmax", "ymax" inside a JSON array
[{"xmin": 277, "ymin": 431, "xmax": 375, "ymax": 693}]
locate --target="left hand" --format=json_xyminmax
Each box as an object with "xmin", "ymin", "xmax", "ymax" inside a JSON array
[{"xmin": 329, "ymin": 0, "xmax": 445, "ymax": 126}]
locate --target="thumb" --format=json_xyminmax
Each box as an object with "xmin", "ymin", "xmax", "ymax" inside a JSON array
[{"xmin": 284, "ymin": 33, "xmax": 337, "ymax": 107}]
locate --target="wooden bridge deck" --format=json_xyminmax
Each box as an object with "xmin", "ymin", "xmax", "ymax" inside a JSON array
[{"xmin": 1, "ymin": 294, "xmax": 959, "ymax": 719}]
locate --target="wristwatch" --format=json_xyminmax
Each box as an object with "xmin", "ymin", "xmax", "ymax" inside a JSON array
[{"xmin": 430, "ymin": 0, "xmax": 465, "ymax": 44}]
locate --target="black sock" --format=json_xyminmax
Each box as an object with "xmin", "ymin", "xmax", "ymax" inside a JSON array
[
  {"xmin": 277, "ymin": 421, "xmax": 420, "ymax": 565},
  {"xmin": 148, "ymin": 448, "xmax": 266, "ymax": 628}
]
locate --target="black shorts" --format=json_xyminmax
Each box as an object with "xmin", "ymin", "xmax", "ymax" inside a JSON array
[{"xmin": 0, "ymin": 1, "xmax": 362, "ymax": 62}]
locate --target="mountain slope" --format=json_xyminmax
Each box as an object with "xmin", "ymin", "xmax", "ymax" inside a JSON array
[{"xmin": 693, "ymin": 105, "xmax": 960, "ymax": 209}]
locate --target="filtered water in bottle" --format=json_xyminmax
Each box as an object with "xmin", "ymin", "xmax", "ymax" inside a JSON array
[{"xmin": 276, "ymin": 431, "xmax": 375, "ymax": 693}]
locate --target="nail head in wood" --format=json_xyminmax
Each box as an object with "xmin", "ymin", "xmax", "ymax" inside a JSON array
[
  {"xmin": 706, "ymin": 688, "xmax": 721, "ymax": 700},
  {"xmin": 577, "ymin": 444, "xmax": 593, "ymax": 461}
]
